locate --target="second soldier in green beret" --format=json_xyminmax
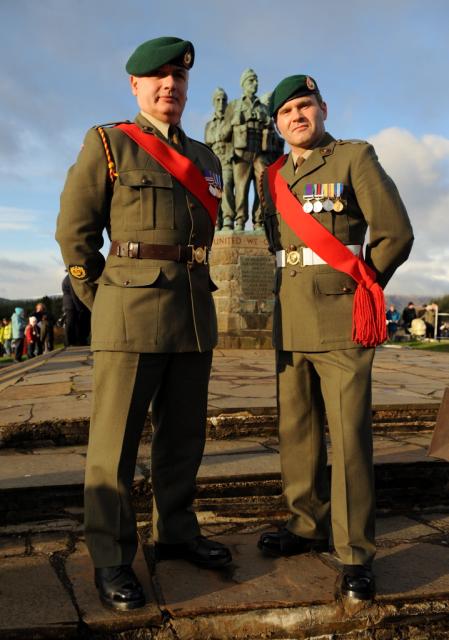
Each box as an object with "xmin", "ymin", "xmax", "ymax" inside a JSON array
[
  {"xmin": 258, "ymin": 74, "xmax": 414, "ymax": 601},
  {"xmin": 56, "ymin": 36, "xmax": 231, "ymax": 611}
]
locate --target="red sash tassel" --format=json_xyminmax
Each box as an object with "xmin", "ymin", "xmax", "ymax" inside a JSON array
[
  {"xmin": 116, "ymin": 123, "xmax": 218, "ymax": 227},
  {"xmin": 266, "ymin": 155, "xmax": 386, "ymax": 348}
]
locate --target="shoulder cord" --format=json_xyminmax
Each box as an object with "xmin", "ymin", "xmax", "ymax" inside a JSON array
[{"xmin": 97, "ymin": 127, "xmax": 118, "ymax": 184}]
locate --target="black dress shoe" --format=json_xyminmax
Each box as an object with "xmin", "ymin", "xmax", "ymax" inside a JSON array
[
  {"xmin": 155, "ymin": 535, "xmax": 232, "ymax": 569},
  {"xmin": 94, "ymin": 565, "xmax": 145, "ymax": 611},
  {"xmin": 258, "ymin": 527, "xmax": 329, "ymax": 557},
  {"xmin": 336, "ymin": 564, "xmax": 375, "ymax": 601}
]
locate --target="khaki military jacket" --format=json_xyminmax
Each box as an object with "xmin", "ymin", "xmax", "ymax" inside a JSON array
[
  {"xmin": 262, "ymin": 132, "xmax": 414, "ymax": 352},
  {"xmin": 56, "ymin": 114, "xmax": 220, "ymax": 353}
]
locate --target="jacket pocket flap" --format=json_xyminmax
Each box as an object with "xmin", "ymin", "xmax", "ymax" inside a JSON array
[
  {"xmin": 315, "ymin": 272, "xmax": 356, "ymax": 295},
  {"xmin": 118, "ymin": 170, "xmax": 172, "ymax": 189},
  {"xmin": 99, "ymin": 267, "xmax": 161, "ymax": 287}
]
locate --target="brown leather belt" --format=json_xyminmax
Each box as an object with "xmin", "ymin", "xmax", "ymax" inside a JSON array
[{"xmin": 109, "ymin": 240, "xmax": 209, "ymax": 265}]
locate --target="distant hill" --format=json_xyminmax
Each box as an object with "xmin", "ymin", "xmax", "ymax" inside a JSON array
[{"xmin": 0, "ymin": 295, "xmax": 62, "ymax": 319}]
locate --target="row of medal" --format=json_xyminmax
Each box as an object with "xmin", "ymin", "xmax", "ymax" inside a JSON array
[
  {"xmin": 204, "ymin": 170, "xmax": 223, "ymax": 199},
  {"xmin": 302, "ymin": 183, "xmax": 345, "ymax": 213}
]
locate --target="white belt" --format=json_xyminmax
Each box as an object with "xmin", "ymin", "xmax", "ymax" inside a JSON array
[{"xmin": 276, "ymin": 244, "xmax": 362, "ymax": 268}]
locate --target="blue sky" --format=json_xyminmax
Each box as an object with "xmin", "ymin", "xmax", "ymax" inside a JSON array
[{"xmin": 1, "ymin": 0, "xmax": 449, "ymax": 299}]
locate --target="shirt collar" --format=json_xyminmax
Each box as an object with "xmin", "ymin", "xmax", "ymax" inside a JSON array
[{"xmin": 140, "ymin": 110, "xmax": 173, "ymax": 138}]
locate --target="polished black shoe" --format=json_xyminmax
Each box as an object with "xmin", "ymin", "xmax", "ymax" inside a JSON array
[
  {"xmin": 258, "ymin": 527, "xmax": 329, "ymax": 557},
  {"xmin": 336, "ymin": 565, "xmax": 375, "ymax": 601},
  {"xmin": 155, "ymin": 535, "xmax": 232, "ymax": 569},
  {"xmin": 94, "ymin": 565, "xmax": 145, "ymax": 611}
]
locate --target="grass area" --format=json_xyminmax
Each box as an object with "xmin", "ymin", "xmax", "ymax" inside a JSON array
[{"xmin": 407, "ymin": 340, "xmax": 449, "ymax": 352}]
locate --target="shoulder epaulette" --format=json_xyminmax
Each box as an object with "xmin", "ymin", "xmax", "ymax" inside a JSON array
[
  {"xmin": 336, "ymin": 138, "xmax": 367, "ymax": 145},
  {"xmin": 92, "ymin": 120, "xmax": 131, "ymax": 130}
]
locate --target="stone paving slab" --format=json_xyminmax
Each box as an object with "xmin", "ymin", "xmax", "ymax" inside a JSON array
[
  {"xmin": 2, "ymin": 514, "xmax": 449, "ymax": 638},
  {"xmin": 155, "ymin": 531, "xmax": 337, "ymax": 617},
  {"xmin": 0, "ymin": 555, "xmax": 78, "ymax": 638},
  {"xmin": 66, "ymin": 541, "xmax": 161, "ymax": 632},
  {"xmin": 376, "ymin": 542, "xmax": 449, "ymax": 598},
  {"xmin": 0, "ymin": 346, "xmax": 448, "ymax": 435}
]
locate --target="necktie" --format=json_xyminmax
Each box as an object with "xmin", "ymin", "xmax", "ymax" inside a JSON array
[
  {"xmin": 169, "ymin": 126, "xmax": 182, "ymax": 151},
  {"xmin": 295, "ymin": 155, "xmax": 305, "ymax": 172}
]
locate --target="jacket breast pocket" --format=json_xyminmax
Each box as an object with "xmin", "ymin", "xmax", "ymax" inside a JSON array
[
  {"xmin": 314, "ymin": 271, "xmax": 356, "ymax": 344},
  {"xmin": 118, "ymin": 169, "xmax": 175, "ymax": 231}
]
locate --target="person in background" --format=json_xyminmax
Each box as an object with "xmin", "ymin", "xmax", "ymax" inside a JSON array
[
  {"xmin": 25, "ymin": 316, "xmax": 40, "ymax": 358},
  {"xmin": 401, "ymin": 301, "xmax": 417, "ymax": 335},
  {"xmin": 1, "ymin": 319, "xmax": 13, "ymax": 356},
  {"xmin": 424, "ymin": 303, "xmax": 437, "ymax": 339},
  {"xmin": 386, "ymin": 304, "xmax": 400, "ymax": 341},
  {"xmin": 11, "ymin": 307, "xmax": 27, "ymax": 363},
  {"xmin": 35, "ymin": 302, "xmax": 54, "ymax": 352}
]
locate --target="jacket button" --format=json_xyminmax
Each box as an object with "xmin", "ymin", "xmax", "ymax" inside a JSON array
[
  {"xmin": 289, "ymin": 270, "xmax": 297, "ymax": 277},
  {"xmin": 341, "ymin": 286, "xmax": 350, "ymax": 292},
  {"xmin": 124, "ymin": 280, "xmax": 130, "ymax": 286},
  {"xmin": 141, "ymin": 177, "xmax": 150, "ymax": 185}
]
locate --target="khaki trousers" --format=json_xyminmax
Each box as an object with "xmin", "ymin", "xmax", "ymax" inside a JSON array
[
  {"xmin": 84, "ymin": 350, "xmax": 212, "ymax": 568},
  {"xmin": 277, "ymin": 348, "xmax": 376, "ymax": 566}
]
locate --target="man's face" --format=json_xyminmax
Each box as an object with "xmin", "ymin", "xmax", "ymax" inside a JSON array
[
  {"xmin": 242, "ymin": 75, "xmax": 258, "ymax": 98},
  {"xmin": 213, "ymin": 93, "xmax": 227, "ymax": 115},
  {"xmin": 276, "ymin": 94, "xmax": 327, "ymax": 153},
  {"xmin": 130, "ymin": 64, "xmax": 188, "ymax": 124}
]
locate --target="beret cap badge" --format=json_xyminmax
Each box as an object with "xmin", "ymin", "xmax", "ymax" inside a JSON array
[
  {"xmin": 306, "ymin": 76, "xmax": 316, "ymax": 90},
  {"xmin": 183, "ymin": 50, "xmax": 192, "ymax": 66}
]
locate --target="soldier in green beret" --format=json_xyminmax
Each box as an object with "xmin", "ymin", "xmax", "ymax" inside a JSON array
[
  {"xmin": 56, "ymin": 36, "xmax": 231, "ymax": 611},
  {"xmin": 257, "ymin": 74, "xmax": 414, "ymax": 600}
]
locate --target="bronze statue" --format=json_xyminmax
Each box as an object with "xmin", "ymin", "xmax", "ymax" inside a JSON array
[
  {"xmin": 204, "ymin": 88, "xmax": 235, "ymax": 230},
  {"xmin": 223, "ymin": 69, "xmax": 273, "ymax": 231}
]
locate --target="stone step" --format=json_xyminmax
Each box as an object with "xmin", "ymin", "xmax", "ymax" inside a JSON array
[
  {"xmin": 1, "ymin": 432, "xmax": 447, "ymax": 526},
  {"xmin": 2, "ymin": 514, "xmax": 449, "ymax": 639},
  {"xmin": 0, "ymin": 404, "xmax": 439, "ymax": 449}
]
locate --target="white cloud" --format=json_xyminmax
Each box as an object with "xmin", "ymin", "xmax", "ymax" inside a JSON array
[
  {"xmin": 370, "ymin": 128, "xmax": 449, "ymax": 296},
  {"xmin": 0, "ymin": 206, "xmax": 40, "ymax": 231},
  {"xmin": 0, "ymin": 250, "xmax": 65, "ymax": 299}
]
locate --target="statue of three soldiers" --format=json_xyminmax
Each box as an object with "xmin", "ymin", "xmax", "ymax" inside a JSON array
[{"xmin": 204, "ymin": 69, "xmax": 284, "ymax": 231}]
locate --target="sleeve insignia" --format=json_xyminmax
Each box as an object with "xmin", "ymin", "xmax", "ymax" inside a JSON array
[{"xmin": 69, "ymin": 265, "xmax": 87, "ymax": 280}]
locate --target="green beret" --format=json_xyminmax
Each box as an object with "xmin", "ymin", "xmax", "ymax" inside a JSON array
[
  {"xmin": 269, "ymin": 75, "xmax": 319, "ymax": 117},
  {"xmin": 126, "ymin": 36, "xmax": 195, "ymax": 76}
]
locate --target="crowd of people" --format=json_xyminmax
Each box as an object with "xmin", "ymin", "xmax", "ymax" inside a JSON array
[
  {"xmin": 0, "ymin": 276, "xmax": 92, "ymax": 363},
  {"xmin": 386, "ymin": 301, "xmax": 444, "ymax": 341},
  {"xmin": 0, "ymin": 302, "xmax": 55, "ymax": 362}
]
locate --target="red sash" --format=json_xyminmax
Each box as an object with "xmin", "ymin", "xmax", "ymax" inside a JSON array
[
  {"xmin": 116, "ymin": 123, "xmax": 218, "ymax": 227},
  {"xmin": 266, "ymin": 155, "xmax": 386, "ymax": 348}
]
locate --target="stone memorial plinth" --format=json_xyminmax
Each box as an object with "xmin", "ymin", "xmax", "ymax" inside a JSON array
[{"xmin": 210, "ymin": 231, "xmax": 275, "ymax": 349}]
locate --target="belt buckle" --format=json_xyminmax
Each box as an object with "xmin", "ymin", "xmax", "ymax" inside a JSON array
[
  {"xmin": 286, "ymin": 247, "xmax": 302, "ymax": 266},
  {"xmin": 188, "ymin": 245, "xmax": 208, "ymax": 266},
  {"xmin": 127, "ymin": 242, "xmax": 139, "ymax": 258}
]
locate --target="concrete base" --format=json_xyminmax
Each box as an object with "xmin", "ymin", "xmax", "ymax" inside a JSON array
[{"xmin": 210, "ymin": 231, "xmax": 274, "ymax": 348}]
